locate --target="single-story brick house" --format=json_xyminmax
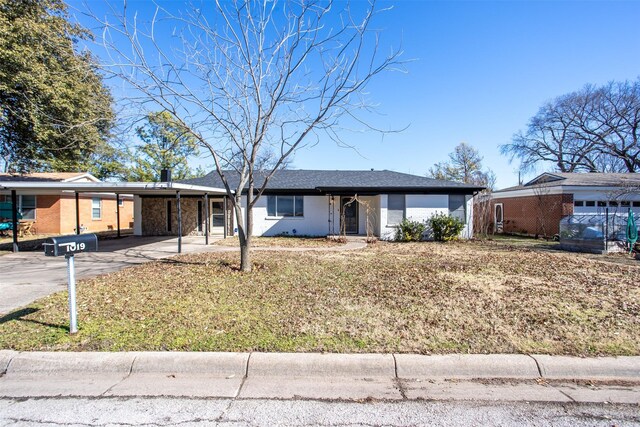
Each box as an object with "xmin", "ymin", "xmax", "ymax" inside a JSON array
[
  {"xmin": 174, "ymin": 169, "xmax": 484, "ymax": 240},
  {"xmin": 0, "ymin": 172, "xmax": 134, "ymax": 235},
  {"xmin": 486, "ymin": 172, "xmax": 640, "ymax": 237}
]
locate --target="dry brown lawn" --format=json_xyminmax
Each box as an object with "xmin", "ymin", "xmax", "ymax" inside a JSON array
[
  {"xmin": 1, "ymin": 240, "xmax": 638, "ymax": 355},
  {"xmin": 213, "ymin": 236, "xmax": 343, "ymax": 247}
]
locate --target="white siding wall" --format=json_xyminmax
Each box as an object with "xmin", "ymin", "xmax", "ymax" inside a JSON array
[
  {"xmin": 239, "ymin": 193, "xmax": 475, "ymax": 239},
  {"xmin": 572, "ymin": 189, "xmax": 640, "ymax": 214},
  {"xmin": 133, "ymin": 195, "xmax": 142, "ymax": 236},
  {"xmin": 243, "ymin": 195, "xmax": 330, "ymax": 237},
  {"xmin": 379, "ymin": 194, "xmax": 474, "ymax": 240}
]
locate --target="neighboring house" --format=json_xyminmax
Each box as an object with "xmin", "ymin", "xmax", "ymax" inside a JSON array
[
  {"xmin": 487, "ymin": 172, "xmax": 640, "ymax": 237},
  {"xmin": 0, "ymin": 172, "xmax": 134, "ymax": 235},
  {"xmin": 144, "ymin": 169, "xmax": 484, "ymax": 240}
]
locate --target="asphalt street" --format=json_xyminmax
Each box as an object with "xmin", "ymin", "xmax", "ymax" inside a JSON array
[{"xmin": 1, "ymin": 397, "xmax": 639, "ymax": 426}]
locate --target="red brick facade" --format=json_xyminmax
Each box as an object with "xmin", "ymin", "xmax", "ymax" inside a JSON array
[
  {"xmin": 491, "ymin": 193, "xmax": 574, "ymax": 237},
  {"xmin": 17, "ymin": 194, "xmax": 133, "ymax": 235}
]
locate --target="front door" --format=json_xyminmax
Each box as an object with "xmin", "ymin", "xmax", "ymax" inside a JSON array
[
  {"xmin": 341, "ymin": 197, "xmax": 359, "ymax": 234},
  {"xmin": 211, "ymin": 199, "xmax": 225, "ymax": 235}
]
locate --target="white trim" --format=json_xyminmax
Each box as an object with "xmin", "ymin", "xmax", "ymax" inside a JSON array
[
  {"xmin": 62, "ymin": 173, "xmax": 101, "ymax": 183},
  {"xmin": 0, "ymin": 181, "xmax": 229, "ymax": 196}
]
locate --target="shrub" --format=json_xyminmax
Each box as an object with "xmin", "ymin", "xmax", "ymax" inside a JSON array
[
  {"xmin": 429, "ymin": 213, "xmax": 465, "ymax": 242},
  {"xmin": 395, "ymin": 219, "xmax": 426, "ymax": 242}
]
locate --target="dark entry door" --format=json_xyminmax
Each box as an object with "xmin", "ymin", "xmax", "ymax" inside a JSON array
[{"xmin": 341, "ymin": 197, "xmax": 359, "ymax": 234}]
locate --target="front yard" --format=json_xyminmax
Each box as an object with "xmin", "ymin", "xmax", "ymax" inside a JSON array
[{"xmin": 0, "ymin": 240, "xmax": 638, "ymax": 355}]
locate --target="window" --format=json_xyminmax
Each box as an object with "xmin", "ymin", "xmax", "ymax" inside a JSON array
[
  {"xmin": 574, "ymin": 201, "xmax": 584, "ymax": 207},
  {"xmin": 609, "ymin": 201, "xmax": 619, "ymax": 207},
  {"xmin": 0, "ymin": 195, "xmax": 37, "ymax": 220},
  {"xmin": 211, "ymin": 201, "xmax": 224, "ymax": 227},
  {"xmin": 197, "ymin": 200, "xmax": 203, "ymax": 232},
  {"xmin": 597, "ymin": 201, "xmax": 607, "ymax": 207},
  {"xmin": 634, "ymin": 201, "xmax": 640, "ymax": 208},
  {"xmin": 585, "ymin": 201, "xmax": 595, "ymax": 207},
  {"xmin": 91, "ymin": 198, "xmax": 101, "ymax": 220},
  {"xmin": 620, "ymin": 201, "xmax": 631, "ymax": 208},
  {"xmin": 267, "ymin": 196, "xmax": 304, "ymax": 217},
  {"xmin": 387, "ymin": 194, "xmax": 405, "ymax": 225},
  {"xmin": 449, "ymin": 194, "xmax": 467, "ymax": 224}
]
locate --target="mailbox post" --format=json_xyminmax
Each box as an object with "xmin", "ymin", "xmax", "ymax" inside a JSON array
[{"xmin": 43, "ymin": 234, "xmax": 98, "ymax": 334}]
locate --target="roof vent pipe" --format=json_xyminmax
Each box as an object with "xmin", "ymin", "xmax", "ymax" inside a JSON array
[{"xmin": 160, "ymin": 169, "xmax": 172, "ymax": 183}]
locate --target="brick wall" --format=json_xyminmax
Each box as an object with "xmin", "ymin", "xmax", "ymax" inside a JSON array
[
  {"xmin": 492, "ymin": 193, "xmax": 574, "ymax": 237},
  {"xmin": 32, "ymin": 195, "xmax": 61, "ymax": 234},
  {"xmin": 59, "ymin": 194, "xmax": 134, "ymax": 234}
]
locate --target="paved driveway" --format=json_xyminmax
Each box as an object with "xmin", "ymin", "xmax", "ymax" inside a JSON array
[{"xmin": 0, "ymin": 236, "xmax": 224, "ymax": 315}]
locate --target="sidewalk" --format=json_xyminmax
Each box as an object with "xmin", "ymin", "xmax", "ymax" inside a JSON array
[{"xmin": 1, "ymin": 351, "xmax": 638, "ymax": 404}]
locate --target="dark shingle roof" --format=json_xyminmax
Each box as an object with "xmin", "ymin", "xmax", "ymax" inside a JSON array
[
  {"xmin": 181, "ymin": 169, "xmax": 483, "ymax": 193},
  {"xmin": 496, "ymin": 172, "xmax": 640, "ymax": 193}
]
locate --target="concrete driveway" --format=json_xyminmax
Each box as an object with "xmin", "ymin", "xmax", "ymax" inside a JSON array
[{"xmin": 0, "ymin": 236, "xmax": 225, "ymax": 315}]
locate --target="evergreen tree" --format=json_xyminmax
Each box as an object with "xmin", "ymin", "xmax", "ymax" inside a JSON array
[{"xmin": 0, "ymin": 0, "xmax": 114, "ymax": 173}]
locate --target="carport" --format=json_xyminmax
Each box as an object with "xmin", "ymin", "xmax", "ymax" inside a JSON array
[{"xmin": 0, "ymin": 181, "xmax": 230, "ymax": 253}]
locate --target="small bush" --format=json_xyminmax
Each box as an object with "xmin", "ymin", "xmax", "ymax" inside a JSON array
[
  {"xmin": 395, "ymin": 219, "xmax": 426, "ymax": 242},
  {"xmin": 429, "ymin": 213, "xmax": 465, "ymax": 242}
]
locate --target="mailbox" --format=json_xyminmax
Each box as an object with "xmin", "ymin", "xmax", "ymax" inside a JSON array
[{"xmin": 44, "ymin": 234, "xmax": 98, "ymax": 257}]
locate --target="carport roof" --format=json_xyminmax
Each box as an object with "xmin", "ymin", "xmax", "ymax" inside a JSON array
[{"xmin": 0, "ymin": 181, "xmax": 229, "ymax": 196}]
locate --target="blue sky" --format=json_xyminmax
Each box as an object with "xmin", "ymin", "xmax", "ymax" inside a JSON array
[{"xmin": 70, "ymin": 0, "xmax": 640, "ymax": 189}]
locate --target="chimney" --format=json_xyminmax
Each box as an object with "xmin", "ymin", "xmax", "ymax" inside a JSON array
[{"xmin": 160, "ymin": 169, "xmax": 172, "ymax": 183}]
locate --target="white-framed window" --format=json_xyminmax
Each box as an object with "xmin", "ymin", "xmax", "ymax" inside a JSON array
[
  {"xmin": 449, "ymin": 194, "xmax": 467, "ymax": 224},
  {"xmin": 387, "ymin": 194, "xmax": 405, "ymax": 225},
  {"xmin": 267, "ymin": 195, "xmax": 304, "ymax": 217},
  {"xmin": 92, "ymin": 197, "xmax": 102, "ymax": 220},
  {"xmin": 0, "ymin": 195, "xmax": 36, "ymax": 220}
]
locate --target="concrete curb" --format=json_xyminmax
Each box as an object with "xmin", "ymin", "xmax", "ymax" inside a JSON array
[
  {"xmin": 249, "ymin": 353, "xmax": 395, "ymax": 377},
  {"xmin": 0, "ymin": 350, "xmax": 18, "ymax": 374},
  {"xmin": 6, "ymin": 352, "xmax": 135, "ymax": 375},
  {"xmin": 395, "ymin": 354, "xmax": 541, "ymax": 379},
  {"xmin": 0, "ymin": 352, "xmax": 638, "ymax": 381},
  {"xmin": 533, "ymin": 355, "xmax": 640, "ymax": 381},
  {"xmin": 131, "ymin": 352, "xmax": 248, "ymax": 376}
]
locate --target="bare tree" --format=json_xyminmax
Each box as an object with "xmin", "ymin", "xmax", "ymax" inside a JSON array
[
  {"xmin": 90, "ymin": 0, "xmax": 404, "ymax": 271},
  {"xmin": 501, "ymin": 80, "xmax": 640, "ymax": 174}
]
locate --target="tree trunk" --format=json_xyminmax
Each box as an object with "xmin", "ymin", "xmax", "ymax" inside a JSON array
[{"xmin": 234, "ymin": 194, "xmax": 252, "ymax": 272}]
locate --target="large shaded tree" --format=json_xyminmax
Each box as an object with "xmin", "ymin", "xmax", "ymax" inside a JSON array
[
  {"xmin": 93, "ymin": 0, "xmax": 403, "ymax": 271},
  {"xmin": 0, "ymin": 0, "xmax": 114, "ymax": 173},
  {"xmin": 501, "ymin": 80, "xmax": 640, "ymax": 173}
]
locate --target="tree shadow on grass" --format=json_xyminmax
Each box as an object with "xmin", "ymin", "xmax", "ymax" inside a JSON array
[{"xmin": 0, "ymin": 307, "xmax": 69, "ymax": 332}]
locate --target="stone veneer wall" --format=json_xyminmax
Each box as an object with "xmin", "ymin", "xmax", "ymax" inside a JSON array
[
  {"xmin": 141, "ymin": 197, "xmax": 203, "ymax": 236},
  {"xmin": 141, "ymin": 196, "xmax": 235, "ymax": 237}
]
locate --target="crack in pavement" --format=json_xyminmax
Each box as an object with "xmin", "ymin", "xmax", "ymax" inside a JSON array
[
  {"xmin": 215, "ymin": 352, "xmax": 253, "ymax": 424},
  {"xmin": 100, "ymin": 355, "xmax": 137, "ymax": 397}
]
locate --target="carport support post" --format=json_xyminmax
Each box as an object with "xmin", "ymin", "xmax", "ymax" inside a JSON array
[
  {"xmin": 223, "ymin": 197, "xmax": 227, "ymax": 239},
  {"xmin": 116, "ymin": 193, "xmax": 121, "ymax": 238},
  {"xmin": 66, "ymin": 254, "xmax": 78, "ymax": 334},
  {"xmin": 11, "ymin": 190, "xmax": 18, "ymax": 253},
  {"xmin": 75, "ymin": 192, "xmax": 80, "ymax": 235},
  {"xmin": 204, "ymin": 193, "xmax": 209, "ymax": 245},
  {"xmin": 177, "ymin": 191, "xmax": 182, "ymax": 254}
]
